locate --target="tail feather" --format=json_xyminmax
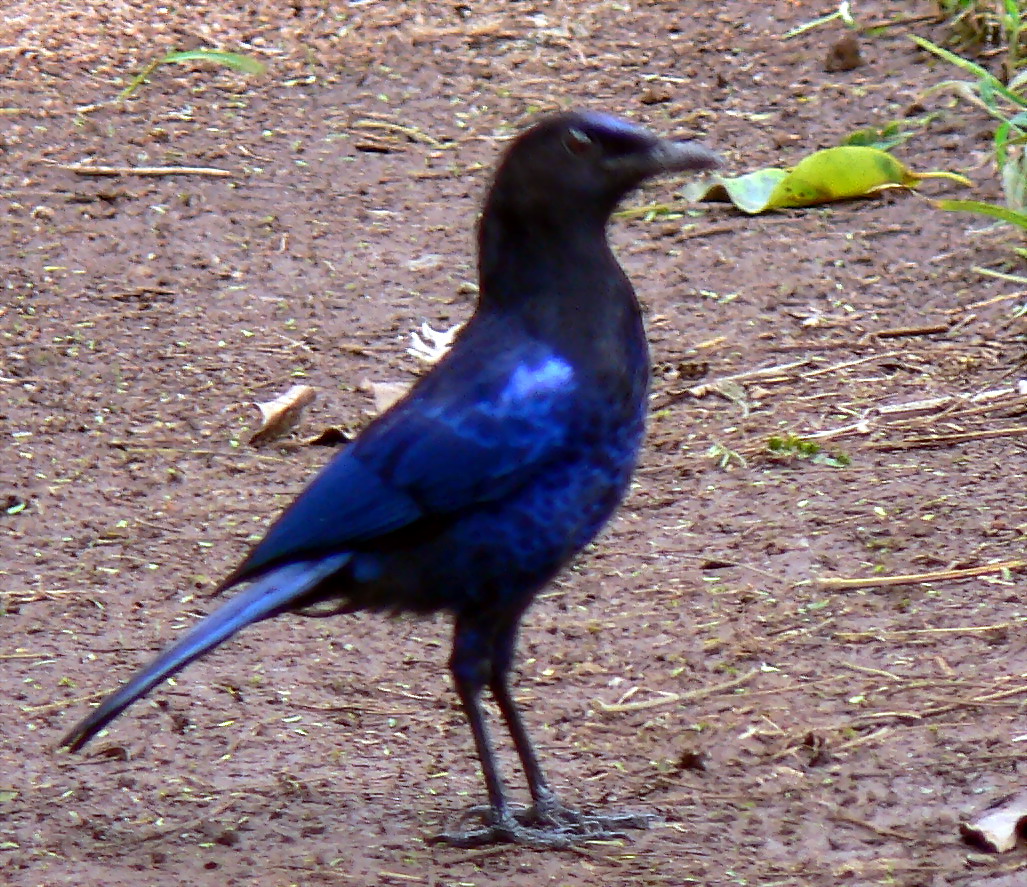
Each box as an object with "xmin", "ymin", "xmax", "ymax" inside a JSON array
[{"xmin": 60, "ymin": 554, "xmax": 350, "ymax": 752}]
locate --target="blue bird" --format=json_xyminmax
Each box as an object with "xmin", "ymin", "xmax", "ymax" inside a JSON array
[{"xmin": 61, "ymin": 111, "xmax": 720, "ymax": 847}]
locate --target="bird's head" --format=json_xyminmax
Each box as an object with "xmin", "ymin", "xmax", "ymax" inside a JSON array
[{"xmin": 483, "ymin": 111, "xmax": 721, "ymax": 226}]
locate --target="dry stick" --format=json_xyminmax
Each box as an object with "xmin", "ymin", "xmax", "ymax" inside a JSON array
[
  {"xmin": 947, "ymin": 396, "xmax": 1027, "ymax": 420},
  {"xmin": 678, "ymin": 222, "xmax": 741, "ymax": 240},
  {"xmin": 819, "ymin": 560, "xmax": 1026, "ymax": 591},
  {"xmin": 805, "ymin": 391, "xmax": 1024, "ymax": 441},
  {"xmin": 686, "ymin": 359, "xmax": 811, "ymax": 398},
  {"xmin": 967, "ymin": 683, "xmax": 1027, "ymax": 705},
  {"xmin": 107, "ymin": 442, "xmax": 291, "ymax": 462},
  {"xmin": 0, "ymin": 588, "xmax": 82, "ymax": 597},
  {"xmin": 862, "ymin": 13, "xmax": 942, "ymax": 30},
  {"xmin": 820, "ymin": 801, "xmax": 913, "ymax": 840},
  {"xmin": 62, "ymin": 164, "xmax": 233, "ymax": 177},
  {"xmin": 947, "ymin": 290, "xmax": 1027, "ymax": 313},
  {"xmin": 837, "ymin": 623, "xmax": 1019, "ymax": 644},
  {"xmin": 111, "ymin": 800, "xmax": 239, "ymax": 847},
  {"xmin": 841, "ymin": 662, "xmax": 905, "ymax": 681},
  {"xmin": 863, "ymin": 683, "xmax": 1027, "ymax": 725},
  {"xmin": 870, "ymin": 424, "xmax": 1027, "ymax": 450},
  {"xmin": 877, "ymin": 397, "xmax": 1027, "ymax": 431},
  {"xmin": 592, "ymin": 667, "xmax": 759, "ymax": 714},
  {"xmin": 832, "ymin": 726, "xmax": 892, "ymax": 754},
  {"xmin": 872, "ymin": 323, "xmax": 952, "ymax": 339},
  {"xmin": 351, "ymin": 119, "xmax": 447, "ymax": 148},
  {"xmin": 803, "ymin": 350, "xmax": 903, "ymax": 379},
  {"xmin": 877, "ymin": 386, "xmax": 1022, "ymax": 416},
  {"xmin": 740, "ymin": 675, "xmax": 850, "ymax": 698},
  {"xmin": 25, "ymin": 689, "xmax": 109, "ymax": 714}
]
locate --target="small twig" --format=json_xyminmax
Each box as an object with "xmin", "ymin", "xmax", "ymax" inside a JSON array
[
  {"xmin": 872, "ymin": 323, "xmax": 951, "ymax": 339},
  {"xmin": 836, "ymin": 622, "xmax": 1020, "ymax": 643},
  {"xmin": 871, "ymin": 425, "xmax": 1027, "ymax": 450},
  {"xmin": 861, "ymin": 14, "xmax": 941, "ymax": 33},
  {"xmin": 804, "ymin": 350, "xmax": 903, "ymax": 379},
  {"xmin": 592, "ymin": 667, "xmax": 759, "ymax": 714},
  {"xmin": 858, "ymin": 682, "xmax": 1027, "ymax": 725},
  {"xmin": 112, "ymin": 800, "xmax": 238, "ymax": 846},
  {"xmin": 677, "ymin": 222, "xmax": 742, "ymax": 240},
  {"xmin": 107, "ymin": 442, "xmax": 290, "ymax": 462},
  {"xmin": 804, "ymin": 385, "xmax": 1025, "ymax": 440},
  {"xmin": 61, "ymin": 164, "xmax": 233, "ymax": 177},
  {"xmin": 948, "ymin": 290, "xmax": 1027, "ymax": 313},
  {"xmin": 969, "ymin": 683, "xmax": 1027, "ymax": 705},
  {"xmin": 0, "ymin": 588, "xmax": 83, "ymax": 597},
  {"xmin": 818, "ymin": 560, "xmax": 1026, "ymax": 590},
  {"xmin": 352, "ymin": 119, "xmax": 448, "ymax": 148},
  {"xmin": 24, "ymin": 689, "xmax": 108, "ymax": 714},
  {"xmin": 686, "ymin": 359, "xmax": 811, "ymax": 398},
  {"xmin": 878, "ymin": 387, "xmax": 1022, "ymax": 416},
  {"xmin": 841, "ymin": 662, "xmax": 905, "ymax": 681},
  {"xmin": 820, "ymin": 801, "xmax": 912, "ymax": 840},
  {"xmin": 832, "ymin": 726, "xmax": 893, "ymax": 754}
]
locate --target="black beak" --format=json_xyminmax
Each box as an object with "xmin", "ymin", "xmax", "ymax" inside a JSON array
[
  {"xmin": 608, "ymin": 138, "xmax": 722, "ymax": 185},
  {"xmin": 646, "ymin": 139, "xmax": 722, "ymax": 174}
]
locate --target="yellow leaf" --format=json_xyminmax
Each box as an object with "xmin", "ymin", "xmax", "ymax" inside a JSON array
[{"xmin": 686, "ymin": 146, "xmax": 971, "ymax": 215}]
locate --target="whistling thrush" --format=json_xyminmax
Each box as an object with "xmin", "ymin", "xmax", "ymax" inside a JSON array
[{"xmin": 61, "ymin": 111, "xmax": 720, "ymax": 847}]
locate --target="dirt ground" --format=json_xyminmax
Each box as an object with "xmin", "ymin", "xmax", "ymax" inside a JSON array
[{"xmin": 3, "ymin": 1, "xmax": 1027, "ymax": 885}]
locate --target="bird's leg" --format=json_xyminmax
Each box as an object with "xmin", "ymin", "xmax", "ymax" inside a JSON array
[
  {"xmin": 487, "ymin": 629, "xmax": 554, "ymax": 810},
  {"xmin": 430, "ymin": 621, "xmax": 524, "ymax": 848},
  {"xmin": 489, "ymin": 631, "xmax": 657, "ymax": 838},
  {"xmin": 431, "ymin": 619, "xmax": 656, "ymax": 848}
]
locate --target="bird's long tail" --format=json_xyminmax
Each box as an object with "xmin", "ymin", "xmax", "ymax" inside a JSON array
[{"xmin": 60, "ymin": 553, "xmax": 350, "ymax": 752}]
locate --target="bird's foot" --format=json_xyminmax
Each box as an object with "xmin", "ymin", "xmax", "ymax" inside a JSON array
[
  {"xmin": 430, "ymin": 797, "xmax": 657, "ymax": 849},
  {"xmin": 520, "ymin": 792, "xmax": 657, "ymax": 834}
]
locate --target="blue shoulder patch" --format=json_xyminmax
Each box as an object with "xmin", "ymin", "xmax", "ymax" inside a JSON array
[{"xmin": 500, "ymin": 355, "xmax": 575, "ymax": 405}]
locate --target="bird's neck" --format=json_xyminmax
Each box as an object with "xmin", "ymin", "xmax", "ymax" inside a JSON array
[
  {"xmin": 476, "ymin": 210, "xmax": 634, "ymax": 331},
  {"xmin": 474, "ymin": 210, "xmax": 648, "ymax": 397}
]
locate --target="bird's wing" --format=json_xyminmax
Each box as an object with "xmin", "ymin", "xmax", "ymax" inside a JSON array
[{"xmin": 231, "ymin": 326, "xmax": 578, "ymax": 583}]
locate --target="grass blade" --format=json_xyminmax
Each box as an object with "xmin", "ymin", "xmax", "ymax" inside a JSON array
[{"xmin": 120, "ymin": 49, "xmax": 266, "ymax": 100}]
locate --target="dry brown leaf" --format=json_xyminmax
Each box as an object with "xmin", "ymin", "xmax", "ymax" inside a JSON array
[
  {"xmin": 301, "ymin": 427, "xmax": 352, "ymax": 447},
  {"xmin": 961, "ymin": 790, "xmax": 1027, "ymax": 852},
  {"xmin": 367, "ymin": 380, "xmax": 410, "ymax": 414},
  {"xmin": 249, "ymin": 384, "xmax": 316, "ymax": 446}
]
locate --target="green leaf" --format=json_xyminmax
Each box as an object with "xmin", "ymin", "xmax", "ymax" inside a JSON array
[
  {"xmin": 936, "ymin": 198, "xmax": 1027, "ymax": 229},
  {"xmin": 159, "ymin": 50, "xmax": 265, "ymax": 75},
  {"xmin": 686, "ymin": 146, "xmax": 971, "ymax": 215},
  {"xmin": 910, "ymin": 35, "xmax": 1027, "ymax": 109},
  {"xmin": 841, "ymin": 113, "xmax": 940, "ymax": 151},
  {"xmin": 120, "ymin": 49, "xmax": 266, "ymax": 100},
  {"xmin": 684, "ymin": 167, "xmax": 788, "ymax": 214},
  {"xmin": 767, "ymin": 434, "xmax": 849, "ymax": 468},
  {"xmin": 843, "ymin": 122, "xmax": 905, "ymax": 151}
]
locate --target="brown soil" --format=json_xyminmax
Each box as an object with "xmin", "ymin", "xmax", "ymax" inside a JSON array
[{"xmin": 3, "ymin": 2, "xmax": 1026, "ymax": 885}]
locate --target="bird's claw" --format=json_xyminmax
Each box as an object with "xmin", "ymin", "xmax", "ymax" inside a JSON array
[
  {"xmin": 430, "ymin": 800, "xmax": 658, "ymax": 848},
  {"xmin": 522, "ymin": 797, "xmax": 658, "ymax": 833}
]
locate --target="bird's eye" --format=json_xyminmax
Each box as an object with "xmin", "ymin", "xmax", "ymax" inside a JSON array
[{"xmin": 563, "ymin": 128, "xmax": 593, "ymax": 156}]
